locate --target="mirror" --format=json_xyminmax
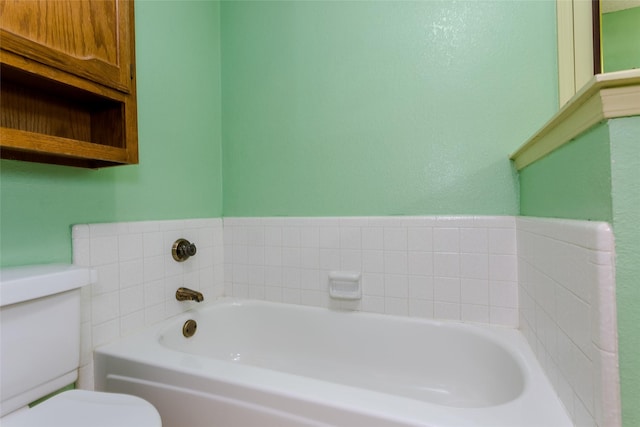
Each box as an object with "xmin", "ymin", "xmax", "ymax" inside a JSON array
[{"xmin": 596, "ymin": 0, "xmax": 640, "ymax": 73}]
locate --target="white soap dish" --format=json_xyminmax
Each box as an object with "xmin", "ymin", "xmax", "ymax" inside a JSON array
[{"xmin": 328, "ymin": 271, "xmax": 362, "ymax": 300}]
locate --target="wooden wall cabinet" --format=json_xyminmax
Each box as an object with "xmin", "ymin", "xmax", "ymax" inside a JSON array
[{"xmin": 0, "ymin": 0, "xmax": 138, "ymax": 168}]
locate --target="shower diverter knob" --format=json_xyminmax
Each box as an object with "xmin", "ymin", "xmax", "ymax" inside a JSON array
[{"xmin": 172, "ymin": 239, "xmax": 197, "ymax": 262}]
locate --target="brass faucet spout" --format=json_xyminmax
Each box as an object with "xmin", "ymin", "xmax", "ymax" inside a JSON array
[{"xmin": 176, "ymin": 287, "xmax": 204, "ymax": 302}]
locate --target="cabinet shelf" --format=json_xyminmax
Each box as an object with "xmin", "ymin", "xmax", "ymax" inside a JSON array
[
  {"xmin": 0, "ymin": 63, "xmax": 136, "ymax": 168},
  {"xmin": 1, "ymin": 128, "xmax": 130, "ymax": 168}
]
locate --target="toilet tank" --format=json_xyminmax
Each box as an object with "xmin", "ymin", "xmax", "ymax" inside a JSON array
[{"xmin": 0, "ymin": 265, "xmax": 96, "ymax": 417}]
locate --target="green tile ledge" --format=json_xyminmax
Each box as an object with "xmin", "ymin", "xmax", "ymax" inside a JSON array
[{"xmin": 510, "ymin": 68, "xmax": 640, "ymax": 170}]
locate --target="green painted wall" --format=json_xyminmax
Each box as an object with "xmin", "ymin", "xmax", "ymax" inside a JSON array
[
  {"xmin": 519, "ymin": 116, "xmax": 640, "ymax": 427},
  {"xmin": 221, "ymin": 0, "xmax": 558, "ymax": 216},
  {"xmin": 609, "ymin": 117, "xmax": 640, "ymax": 427},
  {"xmin": 601, "ymin": 6, "xmax": 640, "ymax": 73},
  {"xmin": 1, "ymin": 1, "xmax": 635, "ymax": 423},
  {"xmin": 519, "ymin": 123, "xmax": 613, "ymax": 221},
  {"xmin": 0, "ymin": 0, "xmax": 223, "ymax": 268}
]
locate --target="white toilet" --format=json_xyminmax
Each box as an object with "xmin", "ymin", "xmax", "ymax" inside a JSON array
[{"xmin": 0, "ymin": 265, "xmax": 161, "ymax": 427}]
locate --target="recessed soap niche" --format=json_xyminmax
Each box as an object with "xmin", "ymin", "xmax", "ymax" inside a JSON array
[{"xmin": 328, "ymin": 271, "xmax": 362, "ymax": 300}]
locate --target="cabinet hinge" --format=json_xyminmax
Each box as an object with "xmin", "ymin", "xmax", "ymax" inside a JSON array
[{"xmin": 130, "ymin": 64, "xmax": 134, "ymax": 80}]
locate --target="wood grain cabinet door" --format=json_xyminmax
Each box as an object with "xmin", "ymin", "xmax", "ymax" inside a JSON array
[{"xmin": 0, "ymin": 0, "xmax": 134, "ymax": 93}]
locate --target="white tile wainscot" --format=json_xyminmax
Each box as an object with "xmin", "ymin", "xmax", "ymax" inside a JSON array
[
  {"xmin": 223, "ymin": 216, "xmax": 518, "ymax": 326},
  {"xmin": 72, "ymin": 218, "xmax": 224, "ymax": 390},
  {"xmin": 517, "ymin": 217, "xmax": 620, "ymax": 427},
  {"xmin": 70, "ymin": 214, "xmax": 621, "ymax": 426}
]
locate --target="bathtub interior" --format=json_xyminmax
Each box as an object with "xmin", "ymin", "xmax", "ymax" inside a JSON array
[
  {"xmin": 158, "ymin": 301, "xmax": 525, "ymax": 408},
  {"xmin": 95, "ymin": 299, "xmax": 573, "ymax": 427}
]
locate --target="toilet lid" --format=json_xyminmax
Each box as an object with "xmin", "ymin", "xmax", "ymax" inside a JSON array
[{"xmin": 2, "ymin": 390, "xmax": 162, "ymax": 427}]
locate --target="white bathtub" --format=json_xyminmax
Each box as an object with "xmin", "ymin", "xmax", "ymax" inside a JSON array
[{"xmin": 94, "ymin": 299, "xmax": 572, "ymax": 427}]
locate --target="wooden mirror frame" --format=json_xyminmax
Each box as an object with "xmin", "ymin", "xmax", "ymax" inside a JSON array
[{"xmin": 592, "ymin": 0, "xmax": 602, "ymax": 75}]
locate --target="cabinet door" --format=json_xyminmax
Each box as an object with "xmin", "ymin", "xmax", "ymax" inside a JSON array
[{"xmin": 0, "ymin": 0, "xmax": 133, "ymax": 93}]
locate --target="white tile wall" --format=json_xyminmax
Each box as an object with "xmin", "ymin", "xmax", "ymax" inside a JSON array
[
  {"xmin": 69, "ymin": 214, "xmax": 619, "ymax": 427},
  {"xmin": 223, "ymin": 216, "xmax": 518, "ymax": 326},
  {"xmin": 72, "ymin": 218, "xmax": 224, "ymax": 389},
  {"xmin": 517, "ymin": 217, "xmax": 620, "ymax": 427}
]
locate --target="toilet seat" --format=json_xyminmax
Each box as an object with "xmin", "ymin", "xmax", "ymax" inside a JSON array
[{"xmin": 2, "ymin": 390, "xmax": 162, "ymax": 427}]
